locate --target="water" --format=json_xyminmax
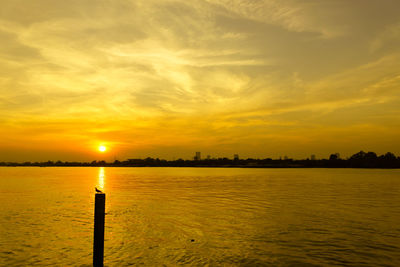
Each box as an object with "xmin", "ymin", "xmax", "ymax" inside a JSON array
[{"xmin": 0, "ymin": 167, "xmax": 400, "ymax": 266}]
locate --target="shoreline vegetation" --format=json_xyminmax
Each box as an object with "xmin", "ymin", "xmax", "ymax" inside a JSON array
[{"xmin": 1, "ymin": 151, "xmax": 400, "ymax": 168}]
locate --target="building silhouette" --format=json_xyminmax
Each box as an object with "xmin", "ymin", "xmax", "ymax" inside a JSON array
[{"xmin": 194, "ymin": 152, "xmax": 201, "ymax": 161}]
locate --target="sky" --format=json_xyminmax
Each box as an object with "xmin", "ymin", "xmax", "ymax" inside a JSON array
[{"xmin": 1, "ymin": 0, "xmax": 400, "ymax": 161}]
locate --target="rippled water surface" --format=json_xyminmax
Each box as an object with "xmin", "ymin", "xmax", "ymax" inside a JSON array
[{"xmin": 1, "ymin": 167, "xmax": 400, "ymax": 266}]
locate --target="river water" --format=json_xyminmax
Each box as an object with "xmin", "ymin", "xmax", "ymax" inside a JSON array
[{"xmin": 0, "ymin": 167, "xmax": 399, "ymax": 266}]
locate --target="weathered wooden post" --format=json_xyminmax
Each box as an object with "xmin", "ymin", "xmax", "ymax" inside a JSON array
[{"xmin": 93, "ymin": 191, "xmax": 106, "ymax": 267}]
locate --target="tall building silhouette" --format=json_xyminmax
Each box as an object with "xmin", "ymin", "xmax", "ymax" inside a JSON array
[{"xmin": 194, "ymin": 152, "xmax": 201, "ymax": 160}]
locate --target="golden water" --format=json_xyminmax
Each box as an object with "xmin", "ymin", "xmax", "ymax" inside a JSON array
[{"xmin": 1, "ymin": 167, "xmax": 399, "ymax": 266}]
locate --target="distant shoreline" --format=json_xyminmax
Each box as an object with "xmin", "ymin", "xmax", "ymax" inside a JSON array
[
  {"xmin": 1, "ymin": 166, "xmax": 400, "ymax": 169},
  {"xmin": 2, "ymin": 151, "xmax": 399, "ymax": 168},
  {"xmin": 1, "ymin": 164, "xmax": 400, "ymax": 169}
]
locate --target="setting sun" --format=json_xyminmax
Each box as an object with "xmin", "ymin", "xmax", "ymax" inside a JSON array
[{"xmin": 98, "ymin": 145, "xmax": 107, "ymax": 152}]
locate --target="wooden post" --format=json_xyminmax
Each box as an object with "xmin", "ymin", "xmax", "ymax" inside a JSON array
[{"xmin": 93, "ymin": 192, "xmax": 106, "ymax": 267}]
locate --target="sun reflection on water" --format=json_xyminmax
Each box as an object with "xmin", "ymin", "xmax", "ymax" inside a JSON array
[{"xmin": 98, "ymin": 167, "xmax": 105, "ymax": 191}]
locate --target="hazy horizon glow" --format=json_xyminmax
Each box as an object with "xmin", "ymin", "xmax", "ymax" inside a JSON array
[{"xmin": 1, "ymin": 0, "xmax": 400, "ymax": 161}]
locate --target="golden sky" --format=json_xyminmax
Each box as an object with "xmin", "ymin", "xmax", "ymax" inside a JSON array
[{"xmin": 1, "ymin": 0, "xmax": 400, "ymax": 161}]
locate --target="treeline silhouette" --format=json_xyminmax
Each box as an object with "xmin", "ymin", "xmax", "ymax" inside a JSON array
[{"xmin": 1, "ymin": 151, "xmax": 400, "ymax": 168}]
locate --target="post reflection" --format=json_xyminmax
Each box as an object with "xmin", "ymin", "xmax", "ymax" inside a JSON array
[{"xmin": 98, "ymin": 167, "xmax": 105, "ymax": 191}]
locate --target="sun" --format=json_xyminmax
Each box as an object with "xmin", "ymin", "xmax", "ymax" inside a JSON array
[{"xmin": 98, "ymin": 145, "xmax": 107, "ymax": 152}]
